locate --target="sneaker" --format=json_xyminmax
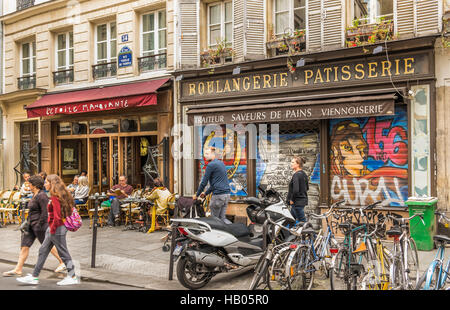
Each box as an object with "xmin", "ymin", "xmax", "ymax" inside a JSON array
[
  {"xmin": 57, "ymin": 275, "xmax": 80, "ymax": 286},
  {"xmin": 17, "ymin": 274, "xmax": 39, "ymax": 285},
  {"xmin": 54, "ymin": 263, "xmax": 66, "ymax": 273}
]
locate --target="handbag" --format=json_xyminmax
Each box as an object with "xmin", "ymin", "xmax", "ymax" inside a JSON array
[
  {"xmin": 19, "ymin": 219, "xmax": 31, "ymax": 234},
  {"xmin": 63, "ymin": 207, "xmax": 83, "ymax": 232}
]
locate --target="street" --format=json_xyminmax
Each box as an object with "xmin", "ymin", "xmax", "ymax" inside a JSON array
[{"xmin": 0, "ymin": 262, "xmax": 143, "ymax": 290}]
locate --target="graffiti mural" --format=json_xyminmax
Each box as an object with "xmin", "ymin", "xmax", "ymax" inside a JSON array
[
  {"xmin": 329, "ymin": 106, "xmax": 408, "ymax": 206},
  {"xmin": 257, "ymin": 132, "xmax": 321, "ymax": 212},
  {"xmin": 198, "ymin": 126, "xmax": 248, "ymax": 197}
]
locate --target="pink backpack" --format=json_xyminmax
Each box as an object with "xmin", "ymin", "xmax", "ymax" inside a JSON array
[{"xmin": 63, "ymin": 207, "xmax": 82, "ymax": 232}]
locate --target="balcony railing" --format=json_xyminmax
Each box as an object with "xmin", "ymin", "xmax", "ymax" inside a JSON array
[
  {"xmin": 53, "ymin": 68, "xmax": 74, "ymax": 85},
  {"xmin": 17, "ymin": 0, "xmax": 35, "ymax": 11},
  {"xmin": 138, "ymin": 53, "xmax": 167, "ymax": 73},
  {"xmin": 18, "ymin": 75, "xmax": 36, "ymax": 90},
  {"xmin": 92, "ymin": 61, "xmax": 117, "ymax": 79}
]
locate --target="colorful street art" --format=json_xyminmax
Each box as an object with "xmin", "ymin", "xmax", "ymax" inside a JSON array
[
  {"xmin": 329, "ymin": 105, "xmax": 408, "ymax": 206},
  {"xmin": 197, "ymin": 126, "xmax": 248, "ymax": 197}
]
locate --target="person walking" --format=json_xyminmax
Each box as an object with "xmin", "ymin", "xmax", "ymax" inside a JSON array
[
  {"xmin": 17, "ymin": 174, "xmax": 80, "ymax": 286},
  {"xmin": 2, "ymin": 175, "xmax": 66, "ymax": 277},
  {"xmin": 193, "ymin": 146, "xmax": 231, "ymax": 223},
  {"xmin": 286, "ymin": 156, "xmax": 309, "ymax": 223}
]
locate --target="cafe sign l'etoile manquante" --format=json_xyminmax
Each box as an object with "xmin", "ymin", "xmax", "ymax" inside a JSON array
[{"xmin": 181, "ymin": 52, "xmax": 429, "ymax": 99}]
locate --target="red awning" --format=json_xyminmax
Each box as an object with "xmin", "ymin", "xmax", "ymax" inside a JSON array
[{"xmin": 26, "ymin": 78, "xmax": 170, "ymax": 118}]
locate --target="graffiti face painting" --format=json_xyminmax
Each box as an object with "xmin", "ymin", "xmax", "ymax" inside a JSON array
[{"xmin": 330, "ymin": 106, "xmax": 408, "ymax": 207}]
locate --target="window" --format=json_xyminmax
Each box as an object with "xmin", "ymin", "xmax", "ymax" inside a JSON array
[
  {"xmin": 274, "ymin": 0, "xmax": 306, "ymax": 37},
  {"xmin": 95, "ymin": 22, "xmax": 117, "ymax": 64},
  {"xmin": 140, "ymin": 10, "xmax": 167, "ymax": 71},
  {"xmin": 21, "ymin": 41, "xmax": 36, "ymax": 77},
  {"xmin": 208, "ymin": 1, "xmax": 232, "ymax": 48},
  {"xmin": 353, "ymin": 0, "xmax": 393, "ymax": 24},
  {"xmin": 56, "ymin": 32, "xmax": 74, "ymax": 71}
]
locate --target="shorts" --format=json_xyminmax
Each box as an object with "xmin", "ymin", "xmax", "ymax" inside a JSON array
[{"xmin": 21, "ymin": 225, "xmax": 46, "ymax": 248}]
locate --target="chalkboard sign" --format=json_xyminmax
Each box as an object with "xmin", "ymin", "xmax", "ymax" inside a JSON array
[{"xmin": 118, "ymin": 46, "xmax": 132, "ymax": 68}]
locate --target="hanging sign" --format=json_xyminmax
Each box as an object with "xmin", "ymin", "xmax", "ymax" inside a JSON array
[{"xmin": 118, "ymin": 46, "xmax": 132, "ymax": 68}]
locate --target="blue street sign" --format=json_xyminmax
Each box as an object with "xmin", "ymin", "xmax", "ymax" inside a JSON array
[{"xmin": 118, "ymin": 46, "xmax": 132, "ymax": 68}]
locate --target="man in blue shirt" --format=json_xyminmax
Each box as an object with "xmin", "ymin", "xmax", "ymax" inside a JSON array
[{"xmin": 193, "ymin": 146, "xmax": 231, "ymax": 223}]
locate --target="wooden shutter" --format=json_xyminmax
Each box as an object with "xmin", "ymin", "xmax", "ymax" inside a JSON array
[
  {"xmin": 307, "ymin": 0, "xmax": 322, "ymax": 51},
  {"xmin": 323, "ymin": 0, "xmax": 344, "ymax": 50},
  {"xmin": 178, "ymin": 0, "xmax": 199, "ymax": 69},
  {"xmin": 233, "ymin": 0, "xmax": 245, "ymax": 62},
  {"xmin": 395, "ymin": 0, "xmax": 416, "ymax": 38},
  {"xmin": 245, "ymin": 0, "xmax": 265, "ymax": 59},
  {"xmin": 233, "ymin": 0, "xmax": 265, "ymax": 62},
  {"xmin": 416, "ymin": 0, "xmax": 441, "ymax": 35},
  {"xmin": 307, "ymin": 0, "xmax": 343, "ymax": 52},
  {"xmin": 396, "ymin": 0, "xmax": 441, "ymax": 38}
]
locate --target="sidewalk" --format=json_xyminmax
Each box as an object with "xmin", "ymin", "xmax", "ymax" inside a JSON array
[
  {"xmin": 0, "ymin": 219, "xmax": 444, "ymax": 290},
  {"xmin": 0, "ymin": 219, "xmax": 254, "ymax": 290}
]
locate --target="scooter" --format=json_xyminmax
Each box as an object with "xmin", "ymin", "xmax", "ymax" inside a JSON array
[{"xmin": 170, "ymin": 187, "xmax": 296, "ymax": 290}]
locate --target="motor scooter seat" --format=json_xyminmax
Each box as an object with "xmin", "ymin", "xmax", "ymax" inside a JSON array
[{"xmin": 198, "ymin": 217, "xmax": 252, "ymax": 238}]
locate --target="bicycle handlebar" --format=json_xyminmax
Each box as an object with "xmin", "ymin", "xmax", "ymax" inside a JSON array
[
  {"xmin": 309, "ymin": 200, "xmax": 346, "ymax": 220},
  {"xmin": 387, "ymin": 213, "xmax": 425, "ymax": 225},
  {"xmin": 435, "ymin": 211, "xmax": 450, "ymax": 223},
  {"xmin": 266, "ymin": 213, "xmax": 304, "ymax": 237}
]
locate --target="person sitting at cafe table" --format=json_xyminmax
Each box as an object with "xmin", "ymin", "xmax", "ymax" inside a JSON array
[
  {"xmin": 17, "ymin": 172, "xmax": 33, "ymax": 198},
  {"xmin": 143, "ymin": 178, "xmax": 172, "ymax": 229},
  {"xmin": 73, "ymin": 176, "xmax": 90, "ymax": 205},
  {"xmin": 105, "ymin": 175, "xmax": 134, "ymax": 226},
  {"xmin": 67, "ymin": 175, "xmax": 79, "ymax": 196}
]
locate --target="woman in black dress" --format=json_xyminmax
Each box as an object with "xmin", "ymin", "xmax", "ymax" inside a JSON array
[
  {"xmin": 2, "ymin": 175, "xmax": 65, "ymax": 277},
  {"xmin": 286, "ymin": 156, "xmax": 309, "ymax": 222}
]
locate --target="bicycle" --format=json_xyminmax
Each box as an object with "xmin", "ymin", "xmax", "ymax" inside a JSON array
[
  {"xmin": 416, "ymin": 211, "xmax": 450, "ymax": 290},
  {"xmin": 386, "ymin": 213, "xmax": 424, "ymax": 290},
  {"xmin": 330, "ymin": 201, "xmax": 382, "ymax": 290},
  {"xmin": 283, "ymin": 201, "xmax": 346, "ymax": 290}
]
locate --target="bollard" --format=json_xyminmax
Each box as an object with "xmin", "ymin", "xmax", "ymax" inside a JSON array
[{"xmin": 91, "ymin": 194, "xmax": 100, "ymax": 268}]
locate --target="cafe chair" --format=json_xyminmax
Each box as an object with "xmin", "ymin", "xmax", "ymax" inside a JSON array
[
  {"xmin": 88, "ymin": 205, "xmax": 107, "ymax": 228},
  {"xmin": 0, "ymin": 191, "xmax": 15, "ymax": 225},
  {"xmin": 122, "ymin": 189, "xmax": 143, "ymax": 225},
  {"xmin": 1, "ymin": 191, "xmax": 21, "ymax": 225}
]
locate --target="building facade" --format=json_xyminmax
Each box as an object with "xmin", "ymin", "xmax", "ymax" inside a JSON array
[
  {"xmin": 0, "ymin": 0, "xmax": 176, "ymax": 192},
  {"xmin": 173, "ymin": 0, "xmax": 449, "ymax": 221}
]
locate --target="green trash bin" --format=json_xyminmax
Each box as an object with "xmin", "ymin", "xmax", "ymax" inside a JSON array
[{"xmin": 405, "ymin": 198, "xmax": 438, "ymax": 251}]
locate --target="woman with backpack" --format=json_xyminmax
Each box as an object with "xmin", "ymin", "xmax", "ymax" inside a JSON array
[
  {"xmin": 17, "ymin": 174, "xmax": 80, "ymax": 286},
  {"xmin": 3, "ymin": 175, "xmax": 66, "ymax": 277}
]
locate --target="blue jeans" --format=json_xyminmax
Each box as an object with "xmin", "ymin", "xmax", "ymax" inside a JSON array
[
  {"xmin": 291, "ymin": 205, "xmax": 307, "ymax": 222},
  {"xmin": 75, "ymin": 198, "xmax": 87, "ymax": 204}
]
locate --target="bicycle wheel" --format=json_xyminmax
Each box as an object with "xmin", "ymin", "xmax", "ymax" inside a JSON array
[
  {"xmin": 330, "ymin": 248, "xmax": 350, "ymax": 290},
  {"xmin": 416, "ymin": 261, "xmax": 442, "ymax": 290},
  {"xmin": 249, "ymin": 256, "xmax": 270, "ymax": 290},
  {"xmin": 390, "ymin": 257, "xmax": 406, "ymax": 290},
  {"xmin": 405, "ymin": 238, "xmax": 420, "ymax": 289},
  {"xmin": 287, "ymin": 244, "xmax": 315, "ymax": 290},
  {"xmin": 268, "ymin": 244, "xmax": 293, "ymax": 290}
]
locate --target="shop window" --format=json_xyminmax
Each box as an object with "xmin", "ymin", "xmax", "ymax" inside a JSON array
[
  {"xmin": 54, "ymin": 32, "xmax": 74, "ymax": 85},
  {"xmin": 139, "ymin": 10, "xmax": 167, "ymax": 72},
  {"xmin": 140, "ymin": 115, "xmax": 158, "ymax": 132},
  {"xmin": 353, "ymin": 0, "xmax": 393, "ymax": 24},
  {"xmin": 256, "ymin": 121, "xmax": 321, "ymax": 210},
  {"xmin": 329, "ymin": 105, "xmax": 408, "ymax": 207},
  {"xmin": 197, "ymin": 124, "xmax": 248, "ymax": 198},
  {"xmin": 89, "ymin": 119, "xmax": 118, "ymax": 134},
  {"xmin": 61, "ymin": 140, "xmax": 80, "ymax": 176},
  {"xmin": 120, "ymin": 118, "xmax": 138, "ymax": 132},
  {"xmin": 57, "ymin": 122, "xmax": 72, "ymax": 136},
  {"xmin": 411, "ymin": 85, "xmax": 431, "ymax": 197},
  {"xmin": 72, "ymin": 121, "xmax": 88, "ymax": 135}
]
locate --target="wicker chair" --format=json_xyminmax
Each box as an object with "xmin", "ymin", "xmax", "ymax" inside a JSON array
[{"xmin": 1, "ymin": 191, "xmax": 21, "ymax": 225}]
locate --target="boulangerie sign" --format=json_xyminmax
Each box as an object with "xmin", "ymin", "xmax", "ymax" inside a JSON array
[{"xmin": 26, "ymin": 94, "xmax": 156, "ymax": 118}]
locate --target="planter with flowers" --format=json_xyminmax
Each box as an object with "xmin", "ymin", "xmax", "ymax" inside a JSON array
[
  {"xmin": 266, "ymin": 29, "xmax": 306, "ymax": 57},
  {"xmin": 200, "ymin": 40, "xmax": 234, "ymax": 70},
  {"xmin": 346, "ymin": 18, "xmax": 396, "ymax": 50}
]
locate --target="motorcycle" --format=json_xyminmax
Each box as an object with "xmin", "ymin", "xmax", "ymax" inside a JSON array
[{"xmin": 170, "ymin": 185, "xmax": 296, "ymax": 290}]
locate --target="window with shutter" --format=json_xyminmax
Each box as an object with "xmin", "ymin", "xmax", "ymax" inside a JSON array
[
  {"xmin": 233, "ymin": 0, "xmax": 265, "ymax": 62},
  {"xmin": 416, "ymin": 0, "xmax": 441, "ymax": 35},
  {"xmin": 395, "ymin": 0, "xmax": 441, "ymax": 37},
  {"xmin": 307, "ymin": 0, "xmax": 344, "ymax": 52},
  {"xmin": 179, "ymin": 0, "xmax": 199, "ymax": 69}
]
